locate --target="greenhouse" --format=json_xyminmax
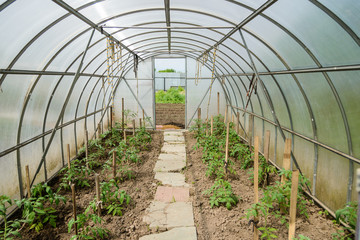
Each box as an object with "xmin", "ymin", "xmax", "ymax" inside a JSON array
[{"xmin": 0, "ymin": 0, "xmax": 359, "ymax": 239}]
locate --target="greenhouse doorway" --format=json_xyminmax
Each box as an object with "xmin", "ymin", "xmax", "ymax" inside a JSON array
[{"xmin": 154, "ymin": 58, "xmax": 186, "ymax": 130}]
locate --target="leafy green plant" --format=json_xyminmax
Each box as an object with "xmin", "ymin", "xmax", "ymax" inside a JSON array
[
  {"xmin": 116, "ymin": 165, "xmax": 135, "ymax": 182},
  {"xmin": 332, "ymin": 202, "xmax": 357, "ymax": 240},
  {"xmin": 293, "ymin": 235, "xmax": 312, "ymax": 240},
  {"xmin": 59, "ymin": 160, "xmax": 93, "ymax": 191},
  {"xmin": 258, "ymin": 226, "xmax": 278, "ymax": 239},
  {"xmin": 0, "ymin": 196, "xmax": 22, "ymax": 240},
  {"xmin": 248, "ymin": 155, "xmax": 276, "ymax": 186},
  {"xmin": 21, "ymin": 183, "xmax": 66, "ymax": 232},
  {"xmin": 203, "ymin": 179, "xmax": 239, "ymax": 210},
  {"xmin": 155, "ymin": 87, "xmax": 185, "ymax": 104},
  {"xmin": 68, "ymin": 210, "xmax": 109, "ymax": 240}
]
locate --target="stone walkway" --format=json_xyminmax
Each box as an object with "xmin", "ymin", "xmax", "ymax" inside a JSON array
[{"xmin": 140, "ymin": 130, "xmax": 197, "ymax": 240}]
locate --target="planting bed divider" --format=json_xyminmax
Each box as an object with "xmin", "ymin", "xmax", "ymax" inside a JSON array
[{"xmin": 1, "ymin": 123, "xmax": 163, "ymax": 240}]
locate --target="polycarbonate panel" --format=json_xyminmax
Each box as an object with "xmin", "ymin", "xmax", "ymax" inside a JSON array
[
  {"xmin": 329, "ymin": 71, "xmax": 360, "ymax": 158},
  {"xmin": 275, "ymin": 129, "xmax": 292, "ymax": 167},
  {"xmin": 0, "ymin": 75, "xmax": 32, "ymax": 151},
  {"xmin": 87, "ymin": 80, "xmax": 103, "ymax": 114},
  {"xmin": 293, "ymin": 136, "xmax": 315, "ymax": 187},
  {"xmin": 351, "ymin": 163, "xmax": 360, "ymax": 202},
  {"xmin": 0, "ymin": 153, "xmax": 20, "ymax": 200},
  {"xmin": 12, "ymin": 15, "xmax": 88, "ymax": 71},
  {"xmin": 187, "ymin": 58, "xmax": 212, "ymax": 79},
  {"xmin": 316, "ymin": 147, "xmax": 349, "ymax": 210},
  {"xmin": 62, "ymin": 124, "xmax": 77, "ymax": 162},
  {"xmin": 21, "ymin": 75, "xmax": 59, "ymax": 142},
  {"xmin": 76, "ymin": 78, "xmax": 99, "ymax": 117},
  {"xmin": 318, "ymin": 0, "xmax": 360, "ymax": 38},
  {"xmin": 220, "ymin": 38, "xmax": 253, "ymax": 73},
  {"xmin": 274, "ymin": 75, "xmax": 313, "ymax": 137},
  {"xmin": 296, "ymin": 73, "xmax": 348, "ymax": 152},
  {"xmin": 264, "ymin": 122, "xmax": 277, "ymax": 162},
  {"xmin": 264, "ymin": 0, "xmax": 360, "ymax": 66},
  {"xmin": 45, "ymin": 76, "xmax": 73, "ymax": 131},
  {"xmin": 0, "ymin": 0, "xmax": 66, "ymax": 68},
  {"xmin": 172, "ymin": 0, "xmax": 251, "ymax": 25},
  {"xmin": 246, "ymin": 17, "xmax": 317, "ymax": 69}
]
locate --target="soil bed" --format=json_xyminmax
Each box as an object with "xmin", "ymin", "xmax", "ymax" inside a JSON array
[
  {"xmin": 15, "ymin": 130, "xmax": 163, "ymax": 240},
  {"xmin": 184, "ymin": 131, "xmax": 339, "ymax": 240}
]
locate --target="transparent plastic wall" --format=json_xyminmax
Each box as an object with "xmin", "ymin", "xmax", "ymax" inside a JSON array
[
  {"xmin": 185, "ymin": 57, "xmax": 227, "ymax": 127},
  {"xmin": 114, "ymin": 58, "xmax": 155, "ymax": 129}
]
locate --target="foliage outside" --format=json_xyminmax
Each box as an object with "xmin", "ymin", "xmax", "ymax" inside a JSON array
[{"xmin": 155, "ymin": 87, "xmax": 185, "ymax": 104}]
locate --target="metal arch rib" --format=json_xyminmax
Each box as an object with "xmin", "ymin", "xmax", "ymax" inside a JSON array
[
  {"xmin": 51, "ymin": 0, "xmax": 141, "ymax": 61},
  {"xmin": 164, "ymin": 0, "xmax": 171, "ymax": 52}
]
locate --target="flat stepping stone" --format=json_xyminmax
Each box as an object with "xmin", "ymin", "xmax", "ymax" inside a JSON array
[
  {"xmin": 164, "ymin": 135, "xmax": 185, "ymax": 143},
  {"xmin": 158, "ymin": 153, "xmax": 186, "ymax": 161},
  {"xmin": 143, "ymin": 201, "xmax": 194, "ymax": 230},
  {"xmin": 155, "ymin": 172, "xmax": 189, "ymax": 187},
  {"xmin": 164, "ymin": 131, "xmax": 184, "ymax": 136},
  {"xmin": 161, "ymin": 143, "xmax": 186, "ymax": 153},
  {"xmin": 139, "ymin": 227, "xmax": 197, "ymax": 240},
  {"xmin": 155, "ymin": 186, "xmax": 189, "ymax": 202},
  {"xmin": 154, "ymin": 154, "xmax": 186, "ymax": 172}
]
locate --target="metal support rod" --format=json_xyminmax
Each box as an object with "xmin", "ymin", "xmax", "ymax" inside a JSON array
[
  {"xmin": 0, "ymin": 69, "xmax": 105, "ymax": 77},
  {"xmin": 164, "ymin": 0, "xmax": 171, "ymax": 52},
  {"xmin": 198, "ymin": 0, "xmax": 277, "ymax": 59},
  {"xmin": 30, "ymin": 28, "xmax": 95, "ymax": 188},
  {"xmin": 122, "ymin": 77, "xmax": 155, "ymax": 129},
  {"xmin": 51, "ymin": 0, "xmax": 142, "ymax": 61},
  {"xmin": 102, "ymin": 26, "xmax": 234, "ymax": 29}
]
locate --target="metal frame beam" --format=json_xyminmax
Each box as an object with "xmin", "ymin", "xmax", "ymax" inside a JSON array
[{"xmin": 164, "ymin": 0, "xmax": 171, "ymax": 52}]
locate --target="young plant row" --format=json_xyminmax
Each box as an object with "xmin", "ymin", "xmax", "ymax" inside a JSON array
[{"xmin": 0, "ymin": 122, "xmax": 152, "ymax": 240}]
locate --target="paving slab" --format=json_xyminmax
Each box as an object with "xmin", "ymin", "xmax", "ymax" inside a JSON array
[
  {"xmin": 164, "ymin": 135, "xmax": 185, "ymax": 143},
  {"xmin": 155, "ymin": 172, "xmax": 189, "ymax": 187},
  {"xmin": 154, "ymin": 159, "xmax": 185, "ymax": 172},
  {"xmin": 143, "ymin": 201, "xmax": 194, "ymax": 230},
  {"xmin": 154, "ymin": 186, "xmax": 189, "ymax": 202},
  {"xmin": 158, "ymin": 153, "xmax": 186, "ymax": 161},
  {"xmin": 161, "ymin": 143, "xmax": 186, "ymax": 153},
  {"xmin": 164, "ymin": 131, "xmax": 184, "ymax": 137},
  {"xmin": 139, "ymin": 227, "xmax": 197, "ymax": 240}
]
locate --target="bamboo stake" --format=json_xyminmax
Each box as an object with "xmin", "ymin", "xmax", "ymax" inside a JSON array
[
  {"xmin": 225, "ymin": 122, "xmax": 230, "ymax": 171},
  {"xmin": 95, "ymin": 174, "xmax": 101, "ymax": 217},
  {"xmin": 211, "ymin": 116, "xmax": 213, "ymax": 135},
  {"xmin": 122, "ymin": 98, "xmax": 125, "ymax": 134},
  {"xmin": 85, "ymin": 130, "xmax": 89, "ymax": 170},
  {"xmin": 25, "ymin": 165, "xmax": 31, "ymax": 198},
  {"xmin": 236, "ymin": 112, "xmax": 239, "ymax": 134},
  {"xmin": 67, "ymin": 144, "xmax": 71, "ymax": 169},
  {"xmin": 288, "ymin": 170, "xmax": 300, "ymax": 240},
  {"xmin": 281, "ymin": 138, "xmax": 292, "ymax": 184},
  {"xmin": 254, "ymin": 136, "xmax": 259, "ymax": 240},
  {"xmin": 113, "ymin": 151, "xmax": 116, "ymax": 179},
  {"xmin": 71, "ymin": 184, "xmax": 78, "ymax": 235},
  {"xmin": 217, "ymin": 92, "xmax": 220, "ymax": 115},
  {"xmin": 224, "ymin": 106, "xmax": 227, "ymax": 123},
  {"xmin": 132, "ymin": 119, "xmax": 135, "ymax": 135}
]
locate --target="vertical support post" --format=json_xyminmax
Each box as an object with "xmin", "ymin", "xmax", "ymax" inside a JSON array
[
  {"xmin": 198, "ymin": 108, "xmax": 201, "ymax": 121},
  {"xmin": 122, "ymin": 98, "xmax": 125, "ymax": 133},
  {"xmin": 71, "ymin": 184, "xmax": 78, "ymax": 235},
  {"xmin": 211, "ymin": 116, "xmax": 214, "ymax": 135},
  {"xmin": 95, "ymin": 174, "xmax": 101, "ymax": 217},
  {"xmin": 217, "ymin": 92, "xmax": 220, "ymax": 115},
  {"xmin": 142, "ymin": 109, "xmax": 145, "ymax": 127},
  {"xmin": 225, "ymin": 122, "xmax": 230, "ymax": 171},
  {"xmin": 132, "ymin": 119, "xmax": 135, "ymax": 135},
  {"xmin": 236, "ymin": 112, "xmax": 239, "ymax": 134},
  {"xmin": 67, "ymin": 144, "xmax": 71, "ymax": 169},
  {"xmin": 224, "ymin": 105, "xmax": 227, "ymax": 123},
  {"xmin": 85, "ymin": 130, "xmax": 89, "ymax": 170},
  {"xmin": 110, "ymin": 106, "xmax": 113, "ymax": 129},
  {"xmin": 113, "ymin": 151, "xmax": 116, "ymax": 179},
  {"xmin": 140, "ymin": 118, "xmax": 142, "ymax": 128},
  {"xmin": 254, "ymin": 136, "xmax": 259, "ymax": 240},
  {"xmin": 288, "ymin": 170, "xmax": 299, "ymax": 240},
  {"xmin": 25, "ymin": 165, "xmax": 31, "ymax": 198},
  {"xmin": 281, "ymin": 138, "xmax": 292, "ymax": 184}
]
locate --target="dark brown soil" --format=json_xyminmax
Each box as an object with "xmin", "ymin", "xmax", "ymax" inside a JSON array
[
  {"xmin": 184, "ymin": 131, "xmax": 339, "ymax": 240},
  {"xmin": 16, "ymin": 131, "xmax": 163, "ymax": 240}
]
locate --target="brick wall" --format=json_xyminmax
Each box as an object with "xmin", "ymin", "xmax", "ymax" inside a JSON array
[{"xmin": 156, "ymin": 103, "xmax": 185, "ymax": 126}]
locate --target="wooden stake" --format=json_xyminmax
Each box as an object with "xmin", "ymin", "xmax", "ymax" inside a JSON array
[
  {"xmin": 142, "ymin": 109, "xmax": 145, "ymax": 127},
  {"xmin": 98, "ymin": 123, "xmax": 102, "ymax": 137},
  {"xmin": 139, "ymin": 118, "xmax": 142, "ymax": 128},
  {"xmin": 122, "ymin": 98, "xmax": 125, "ymax": 133},
  {"xmin": 211, "ymin": 116, "xmax": 213, "ymax": 135},
  {"xmin": 254, "ymin": 136, "xmax": 259, "ymax": 240},
  {"xmin": 113, "ymin": 151, "xmax": 116, "ymax": 179},
  {"xmin": 110, "ymin": 106, "xmax": 113, "ymax": 129},
  {"xmin": 67, "ymin": 144, "xmax": 71, "ymax": 169},
  {"xmin": 224, "ymin": 106, "xmax": 227, "ymax": 123},
  {"xmin": 232, "ymin": 113, "xmax": 235, "ymax": 126},
  {"xmin": 217, "ymin": 92, "xmax": 220, "ymax": 115},
  {"xmin": 123, "ymin": 129, "xmax": 127, "ymax": 143},
  {"xmin": 225, "ymin": 122, "xmax": 230, "ymax": 171},
  {"xmin": 281, "ymin": 138, "xmax": 292, "ymax": 184},
  {"xmin": 288, "ymin": 170, "xmax": 299, "ymax": 240},
  {"xmin": 248, "ymin": 115, "xmax": 254, "ymax": 147},
  {"xmin": 197, "ymin": 108, "xmax": 201, "ymax": 120},
  {"xmin": 236, "ymin": 112, "xmax": 239, "ymax": 134},
  {"xmin": 264, "ymin": 130, "xmax": 270, "ymax": 162},
  {"xmin": 85, "ymin": 130, "xmax": 89, "ymax": 170},
  {"xmin": 25, "ymin": 165, "xmax": 31, "ymax": 198},
  {"xmin": 71, "ymin": 184, "xmax": 78, "ymax": 235},
  {"xmin": 95, "ymin": 174, "xmax": 101, "ymax": 217},
  {"xmin": 132, "ymin": 119, "xmax": 135, "ymax": 135}
]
